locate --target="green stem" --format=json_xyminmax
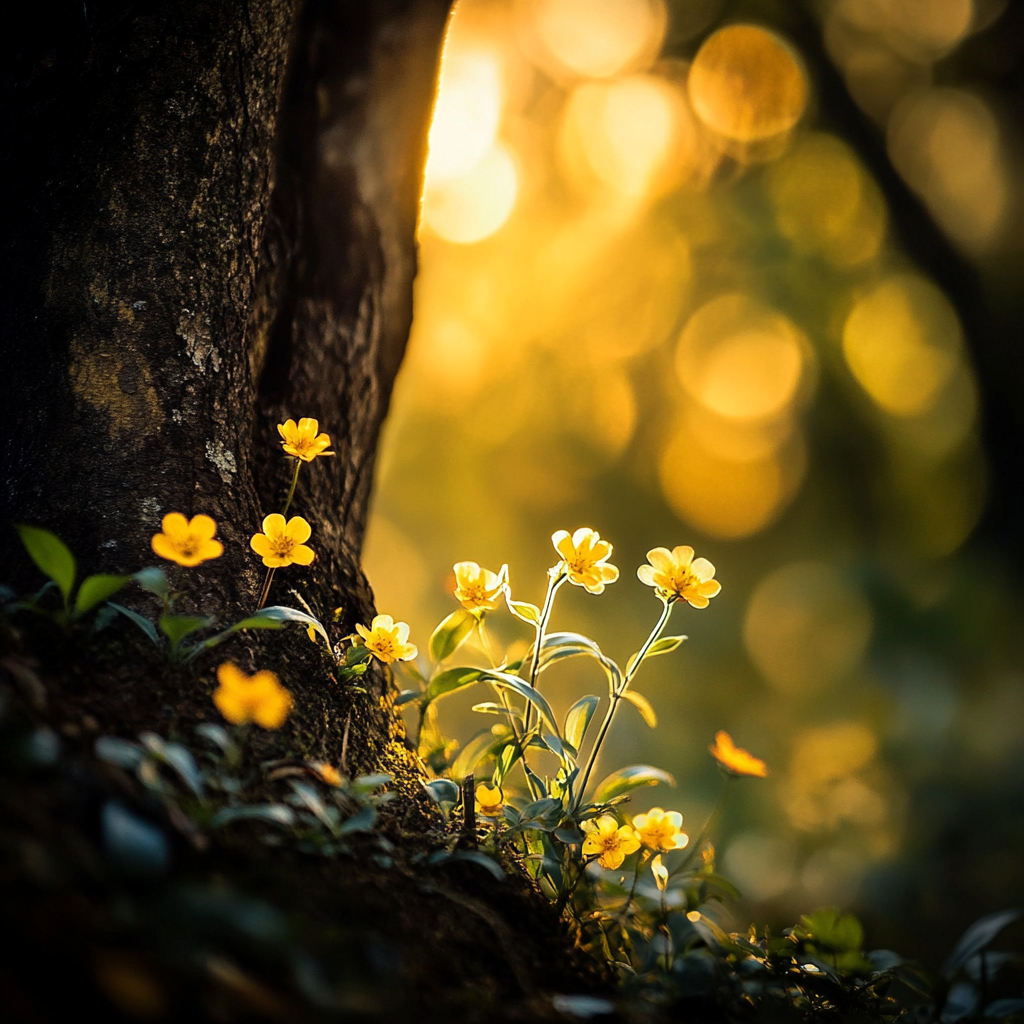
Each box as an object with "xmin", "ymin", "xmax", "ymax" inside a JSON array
[
  {"xmin": 281, "ymin": 459, "xmax": 302, "ymax": 515},
  {"xmin": 577, "ymin": 599, "xmax": 674, "ymax": 801},
  {"xmin": 616, "ymin": 851, "xmax": 648, "ymax": 929},
  {"xmin": 524, "ymin": 571, "xmax": 566, "ymax": 735},
  {"xmin": 257, "ymin": 568, "xmax": 276, "ymax": 610},
  {"xmin": 479, "ymin": 618, "xmax": 525, "ymax": 752}
]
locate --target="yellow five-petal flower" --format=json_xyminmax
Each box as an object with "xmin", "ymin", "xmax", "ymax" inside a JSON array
[
  {"xmin": 277, "ymin": 417, "xmax": 335, "ymax": 462},
  {"xmin": 709, "ymin": 730, "xmax": 768, "ymax": 778},
  {"xmin": 151, "ymin": 512, "xmax": 223, "ymax": 567},
  {"xmin": 213, "ymin": 662, "xmax": 293, "ymax": 729},
  {"xmin": 250, "ymin": 514, "xmax": 315, "ymax": 568},
  {"xmin": 552, "ymin": 527, "xmax": 619, "ymax": 595},
  {"xmin": 637, "ymin": 545, "xmax": 721, "ymax": 608},
  {"xmin": 632, "ymin": 807, "xmax": 690, "ymax": 853},
  {"xmin": 475, "ymin": 783, "xmax": 504, "ymax": 818},
  {"xmin": 453, "ymin": 561, "xmax": 506, "ymax": 612},
  {"xmin": 581, "ymin": 814, "xmax": 641, "ymax": 869},
  {"xmin": 355, "ymin": 613, "xmax": 418, "ymax": 664}
]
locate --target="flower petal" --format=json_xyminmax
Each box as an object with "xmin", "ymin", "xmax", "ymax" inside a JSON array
[
  {"xmin": 290, "ymin": 544, "xmax": 315, "ymax": 566},
  {"xmin": 571, "ymin": 526, "xmax": 596, "ymax": 548},
  {"xmin": 298, "ymin": 417, "xmax": 319, "ymax": 435},
  {"xmin": 161, "ymin": 512, "xmax": 190, "ymax": 538},
  {"xmin": 250, "ymin": 534, "xmax": 272, "ymax": 556},
  {"xmin": 690, "ymin": 557, "xmax": 716, "ymax": 582},
  {"xmin": 189, "ymin": 514, "xmax": 218, "ymax": 540},
  {"xmin": 697, "ymin": 579, "xmax": 722, "ymax": 598},
  {"xmin": 637, "ymin": 564, "xmax": 657, "ymax": 586},
  {"xmin": 645, "ymin": 548, "xmax": 674, "ymax": 572},
  {"xmin": 262, "ymin": 513, "xmax": 286, "ymax": 537},
  {"xmin": 671, "ymin": 545, "xmax": 695, "ymax": 569},
  {"xmin": 372, "ymin": 614, "xmax": 395, "ymax": 631},
  {"xmin": 551, "ymin": 530, "xmax": 573, "ymax": 560},
  {"xmin": 285, "ymin": 516, "xmax": 312, "ymax": 543}
]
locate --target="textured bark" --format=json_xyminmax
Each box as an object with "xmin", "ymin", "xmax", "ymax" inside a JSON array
[{"xmin": 0, "ymin": 0, "xmax": 452, "ymax": 767}]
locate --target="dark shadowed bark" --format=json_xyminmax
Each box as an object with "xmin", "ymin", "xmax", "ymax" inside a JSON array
[{"xmin": 0, "ymin": 0, "xmax": 451, "ymax": 769}]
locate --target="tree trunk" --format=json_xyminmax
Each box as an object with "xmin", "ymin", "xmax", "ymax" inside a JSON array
[{"xmin": 0, "ymin": 0, "xmax": 450, "ymax": 770}]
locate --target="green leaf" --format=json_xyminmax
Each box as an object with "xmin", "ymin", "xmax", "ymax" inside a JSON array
[
  {"xmin": 133, "ymin": 567, "xmax": 169, "ymax": 600},
  {"xmin": 480, "ymin": 669, "xmax": 558, "ymax": 735},
  {"xmin": 108, "ymin": 603, "xmax": 160, "ymax": 645},
  {"xmin": 16, "ymin": 525, "xmax": 75, "ymax": 605},
  {"xmin": 506, "ymin": 598, "xmax": 541, "ymax": 625},
  {"xmin": 95, "ymin": 736, "xmax": 144, "ymax": 770},
  {"xmin": 74, "ymin": 574, "xmax": 131, "ymax": 618},
  {"xmin": 564, "ymin": 695, "xmax": 600, "ymax": 752},
  {"xmin": 394, "ymin": 689, "xmax": 421, "ymax": 707},
  {"xmin": 621, "ymin": 690, "xmax": 657, "ymax": 728},
  {"xmin": 422, "ymin": 778, "xmax": 460, "ymax": 817},
  {"xmin": 493, "ymin": 741, "xmax": 522, "ymax": 787},
  {"xmin": 451, "ymin": 728, "xmax": 509, "ymax": 781},
  {"xmin": 338, "ymin": 805, "xmax": 377, "ymax": 835},
  {"xmin": 429, "ymin": 608, "xmax": 476, "ymax": 663},
  {"xmin": 426, "ymin": 667, "xmax": 483, "ymax": 703},
  {"xmin": 539, "ymin": 632, "xmax": 621, "ymax": 690},
  {"xmin": 244, "ymin": 605, "xmax": 329, "ymax": 644},
  {"xmin": 625, "ymin": 634, "xmax": 687, "ymax": 674},
  {"xmin": 159, "ymin": 613, "xmax": 214, "ymax": 648},
  {"xmin": 210, "ymin": 804, "xmax": 296, "ymax": 828},
  {"xmin": 450, "ymin": 850, "xmax": 506, "ymax": 882},
  {"xmin": 797, "ymin": 909, "xmax": 864, "ymax": 953},
  {"xmin": 229, "ymin": 615, "xmax": 285, "ymax": 631},
  {"xmin": 943, "ymin": 909, "xmax": 1021, "ymax": 978},
  {"xmin": 592, "ymin": 764, "xmax": 675, "ymax": 804}
]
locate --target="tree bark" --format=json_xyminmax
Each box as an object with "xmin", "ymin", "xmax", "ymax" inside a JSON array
[{"xmin": 0, "ymin": 0, "xmax": 451, "ymax": 769}]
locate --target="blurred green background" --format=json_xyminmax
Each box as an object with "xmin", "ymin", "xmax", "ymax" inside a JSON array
[{"xmin": 363, "ymin": 0, "xmax": 1024, "ymax": 963}]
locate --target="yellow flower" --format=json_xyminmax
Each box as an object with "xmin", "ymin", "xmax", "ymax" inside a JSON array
[
  {"xmin": 581, "ymin": 814, "xmax": 641, "ymax": 870},
  {"xmin": 637, "ymin": 545, "xmax": 721, "ymax": 608},
  {"xmin": 277, "ymin": 417, "xmax": 334, "ymax": 462},
  {"xmin": 651, "ymin": 854, "xmax": 669, "ymax": 892},
  {"xmin": 213, "ymin": 662, "xmax": 293, "ymax": 729},
  {"xmin": 551, "ymin": 527, "xmax": 619, "ymax": 595},
  {"xmin": 709, "ymin": 730, "xmax": 768, "ymax": 777},
  {"xmin": 313, "ymin": 763, "xmax": 344, "ymax": 787},
  {"xmin": 632, "ymin": 807, "xmax": 690, "ymax": 853},
  {"xmin": 150, "ymin": 513, "xmax": 223, "ymax": 567},
  {"xmin": 453, "ymin": 561, "xmax": 506, "ymax": 612},
  {"xmin": 355, "ymin": 613, "xmax": 417, "ymax": 664},
  {"xmin": 250, "ymin": 514, "xmax": 315, "ymax": 568},
  {"xmin": 475, "ymin": 783, "xmax": 504, "ymax": 818}
]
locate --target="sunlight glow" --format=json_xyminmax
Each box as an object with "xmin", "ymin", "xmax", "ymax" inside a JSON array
[
  {"xmin": 677, "ymin": 294, "xmax": 810, "ymax": 421},
  {"xmin": 744, "ymin": 563, "xmax": 873, "ymax": 694},
  {"xmin": 843, "ymin": 274, "xmax": 962, "ymax": 417},
  {"xmin": 560, "ymin": 75, "xmax": 687, "ymax": 200},
  {"xmin": 422, "ymin": 141, "xmax": 519, "ymax": 244},
  {"xmin": 888, "ymin": 88, "xmax": 1006, "ymax": 253},
  {"xmin": 522, "ymin": 0, "xmax": 667, "ymax": 80}
]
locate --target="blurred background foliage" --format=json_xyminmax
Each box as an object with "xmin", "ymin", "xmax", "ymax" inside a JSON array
[{"xmin": 363, "ymin": 0, "xmax": 1024, "ymax": 965}]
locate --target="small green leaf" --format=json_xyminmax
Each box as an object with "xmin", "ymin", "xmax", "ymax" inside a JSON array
[
  {"xmin": 338, "ymin": 805, "xmax": 377, "ymax": 835},
  {"xmin": 564, "ymin": 695, "xmax": 600, "ymax": 752},
  {"xmin": 450, "ymin": 850, "xmax": 506, "ymax": 882},
  {"xmin": 429, "ymin": 608, "xmax": 476, "ymax": 663},
  {"xmin": 422, "ymin": 778, "xmax": 460, "ymax": 818},
  {"xmin": 621, "ymin": 690, "xmax": 657, "ymax": 728},
  {"xmin": 74, "ymin": 574, "xmax": 131, "ymax": 618},
  {"xmin": 95, "ymin": 736, "xmax": 144, "ymax": 770},
  {"xmin": 16, "ymin": 525, "xmax": 75, "ymax": 604},
  {"xmin": 493, "ymin": 741, "xmax": 522, "ymax": 787},
  {"xmin": 592, "ymin": 764, "xmax": 675, "ymax": 804},
  {"xmin": 626, "ymin": 634, "xmax": 687, "ymax": 674},
  {"xmin": 481, "ymin": 669, "xmax": 558, "ymax": 735},
  {"xmin": 394, "ymin": 689, "xmax": 421, "ymax": 707},
  {"xmin": 506, "ymin": 598, "xmax": 541, "ymax": 625},
  {"xmin": 425, "ymin": 667, "xmax": 483, "ymax": 703},
  {"xmin": 210, "ymin": 804, "xmax": 295, "ymax": 828},
  {"xmin": 108, "ymin": 603, "xmax": 160, "ymax": 645},
  {"xmin": 230, "ymin": 616, "xmax": 285, "ymax": 631},
  {"xmin": 943, "ymin": 909, "xmax": 1021, "ymax": 978},
  {"xmin": 133, "ymin": 567, "xmax": 169, "ymax": 600},
  {"xmin": 797, "ymin": 909, "xmax": 864, "ymax": 953},
  {"xmin": 253, "ymin": 605, "xmax": 330, "ymax": 644},
  {"xmin": 539, "ymin": 632, "xmax": 622, "ymax": 691},
  {"xmin": 159, "ymin": 613, "xmax": 214, "ymax": 648},
  {"xmin": 451, "ymin": 728, "xmax": 509, "ymax": 781}
]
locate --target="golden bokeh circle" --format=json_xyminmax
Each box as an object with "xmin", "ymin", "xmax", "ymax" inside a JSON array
[{"xmin": 688, "ymin": 24, "xmax": 808, "ymax": 142}]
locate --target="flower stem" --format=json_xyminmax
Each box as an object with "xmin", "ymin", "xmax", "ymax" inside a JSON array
[
  {"xmin": 577, "ymin": 599, "xmax": 674, "ymax": 802},
  {"xmin": 616, "ymin": 851, "xmax": 648, "ymax": 929},
  {"xmin": 479, "ymin": 618, "xmax": 523, "ymax": 749},
  {"xmin": 257, "ymin": 568, "xmax": 276, "ymax": 610},
  {"xmin": 524, "ymin": 571, "xmax": 566, "ymax": 734},
  {"xmin": 281, "ymin": 459, "xmax": 301, "ymax": 515}
]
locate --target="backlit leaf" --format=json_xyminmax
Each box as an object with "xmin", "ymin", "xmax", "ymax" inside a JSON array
[
  {"xmin": 621, "ymin": 690, "xmax": 657, "ymax": 728},
  {"xmin": 564, "ymin": 695, "xmax": 600, "ymax": 752},
  {"xmin": 17, "ymin": 525, "xmax": 75, "ymax": 604},
  {"xmin": 429, "ymin": 608, "xmax": 476, "ymax": 663},
  {"xmin": 74, "ymin": 574, "xmax": 131, "ymax": 617},
  {"xmin": 592, "ymin": 764, "xmax": 675, "ymax": 804}
]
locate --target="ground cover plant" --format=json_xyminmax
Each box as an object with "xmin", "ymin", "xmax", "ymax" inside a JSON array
[{"xmin": 2, "ymin": 414, "xmax": 1021, "ymax": 1021}]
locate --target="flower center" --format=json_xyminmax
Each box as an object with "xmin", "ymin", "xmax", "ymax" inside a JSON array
[
  {"xmin": 178, "ymin": 534, "xmax": 200, "ymax": 557},
  {"xmin": 270, "ymin": 535, "xmax": 297, "ymax": 557},
  {"xmin": 670, "ymin": 569, "xmax": 698, "ymax": 593},
  {"xmin": 372, "ymin": 635, "xmax": 395, "ymax": 657}
]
